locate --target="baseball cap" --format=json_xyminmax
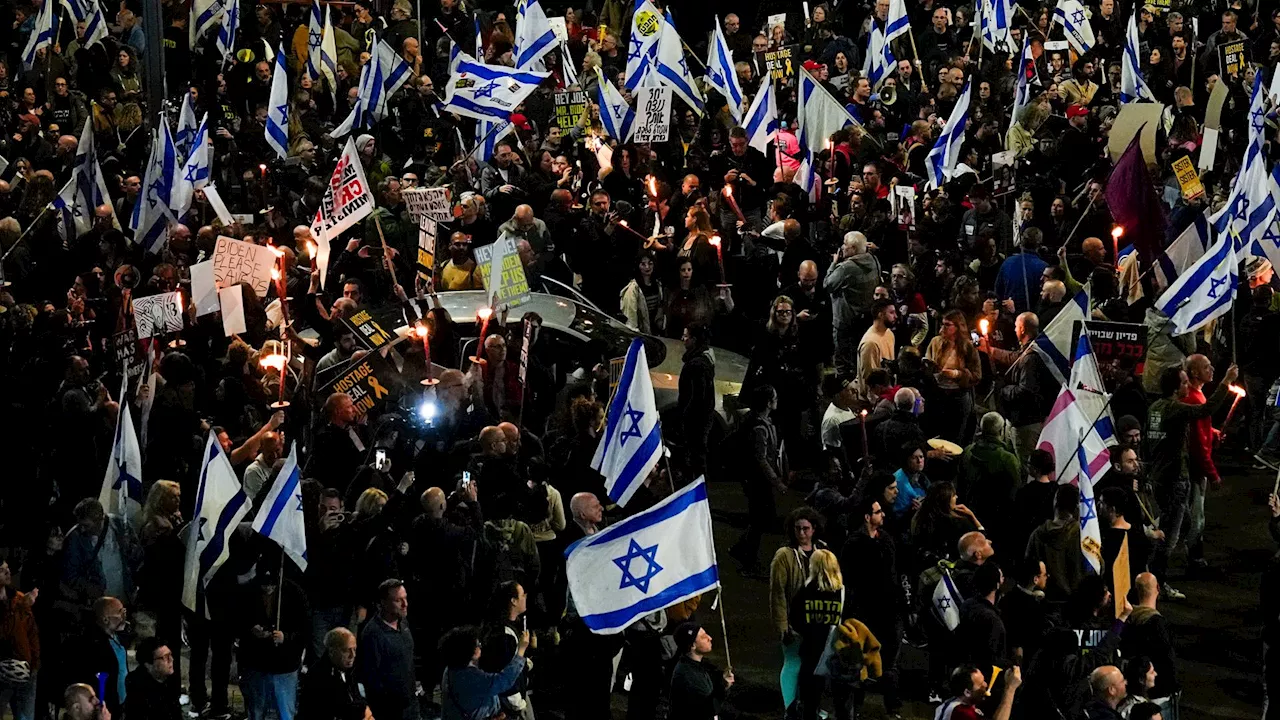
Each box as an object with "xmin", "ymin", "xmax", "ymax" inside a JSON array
[
  {"xmin": 673, "ymin": 622, "xmax": 702, "ymax": 655},
  {"xmin": 1066, "ymin": 104, "xmax": 1090, "ymax": 118},
  {"xmin": 802, "ymin": 60, "xmax": 826, "ymax": 72}
]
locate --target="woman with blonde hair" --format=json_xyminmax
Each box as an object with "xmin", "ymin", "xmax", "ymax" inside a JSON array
[
  {"xmin": 138, "ymin": 480, "xmax": 186, "ymax": 691},
  {"xmin": 786, "ymin": 548, "xmax": 855, "ymax": 720},
  {"xmin": 925, "ymin": 308, "xmax": 982, "ymax": 443},
  {"xmin": 677, "ymin": 206, "xmax": 718, "ymax": 289}
]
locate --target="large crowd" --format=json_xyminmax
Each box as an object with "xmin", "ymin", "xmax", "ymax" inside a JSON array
[{"xmin": 0, "ymin": 0, "xmax": 1276, "ymax": 719}]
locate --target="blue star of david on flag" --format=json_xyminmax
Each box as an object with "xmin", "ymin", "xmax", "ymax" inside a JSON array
[
  {"xmin": 590, "ymin": 338, "xmax": 664, "ymax": 507},
  {"xmin": 613, "ymin": 538, "xmax": 663, "ymax": 593},
  {"xmin": 619, "ymin": 402, "xmax": 645, "ymax": 446},
  {"xmin": 1206, "ymin": 275, "xmax": 1230, "ymax": 299},
  {"xmin": 1078, "ymin": 492, "xmax": 1096, "ymax": 531},
  {"xmin": 475, "ymin": 81, "xmax": 500, "ymax": 99},
  {"xmin": 1071, "ymin": 9, "xmax": 1085, "ymax": 23}
]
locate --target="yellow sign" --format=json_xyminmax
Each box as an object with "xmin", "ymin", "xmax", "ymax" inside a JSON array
[
  {"xmin": 635, "ymin": 9, "xmax": 661, "ymax": 37},
  {"xmin": 1172, "ymin": 156, "xmax": 1205, "ymax": 201}
]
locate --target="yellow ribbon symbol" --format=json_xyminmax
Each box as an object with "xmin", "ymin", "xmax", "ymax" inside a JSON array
[{"xmin": 367, "ymin": 376, "xmax": 389, "ymax": 400}]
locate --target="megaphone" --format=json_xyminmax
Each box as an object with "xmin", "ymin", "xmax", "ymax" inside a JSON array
[{"xmin": 880, "ymin": 84, "xmax": 898, "ymax": 106}]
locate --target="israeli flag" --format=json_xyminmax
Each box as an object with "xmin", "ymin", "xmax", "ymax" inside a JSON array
[
  {"xmin": 514, "ymin": 0, "xmax": 557, "ymax": 70},
  {"xmin": 182, "ymin": 433, "xmax": 250, "ymax": 618},
  {"xmin": 625, "ymin": 0, "xmax": 662, "ymax": 91},
  {"xmin": 444, "ymin": 57, "xmax": 550, "ymax": 123},
  {"xmin": 932, "ymin": 568, "xmax": 962, "ymax": 630},
  {"xmin": 191, "ymin": 0, "xmax": 225, "ymax": 45},
  {"xmin": 705, "ymin": 18, "xmax": 743, "ymax": 122},
  {"xmin": 1077, "ymin": 432, "xmax": 1103, "ymax": 574},
  {"xmin": 796, "ymin": 69, "xmax": 859, "ymax": 195},
  {"xmin": 591, "ymin": 338, "xmax": 664, "ymax": 507},
  {"xmin": 471, "ymin": 119, "xmax": 514, "ymax": 161},
  {"xmin": 1154, "ymin": 214, "xmax": 1209, "ymax": 291},
  {"xmin": 100, "ymin": 373, "xmax": 142, "ymax": 522},
  {"xmin": 63, "ymin": 0, "xmax": 107, "ymax": 48},
  {"xmin": 744, "ymin": 80, "xmax": 778, "ymax": 154},
  {"xmin": 21, "ymin": 0, "xmax": 57, "ymax": 70},
  {"xmin": 595, "ymin": 67, "xmax": 636, "ymax": 143},
  {"xmin": 981, "ymin": 0, "xmax": 1013, "ymax": 51},
  {"xmin": 565, "ymin": 478, "xmax": 718, "ymax": 634},
  {"xmin": 319, "ymin": 2, "xmax": 338, "ymax": 101},
  {"xmin": 265, "ymin": 45, "xmax": 290, "ymax": 159},
  {"xmin": 53, "ymin": 116, "xmax": 119, "ymax": 240},
  {"xmin": 1246, "ymin": 170, "xmax": 1280, "ymax": 270},
  {"xmin": 1120, "ymin": 11, "xmax": 1156, "ymax": 103},
  {"xmin": 655, "ymin": 10, "xmax": 704, "ymax": 114},
  {"xmin": 216, "ymin": 0, "xmax": 240, "ymax": 62},
  {"xmin": 334, "ymin": 39, "xmax": 414, "ymax": 135},
  {"xmin": 926, "ymin": 79, "xmax": 972, "ymax": 190},
  {"xmin": 1155, "ymin": 229, "xmax": 1239, "ymax": 335},
  {"xmin": 131, "ymin": 118, "xmax": 179, "ymax": 253},
  {"xmin": 175, "ymin": 91, "xmax": 199, "ymax": 158},
  {"xmin": 883, "ymin": 0, "xmax": 910, "ymax": 42},
  {"xmin": 304, "ymin": 0, "xmax": 325, "ymax": 82},
  {"xmin": 1034, "ymin": 287, "xmax": 1089, "ymax": 382},
  {"xmin": 1053, "ymin": 0, "xmax": 1095, "ymax": 56},
  {"xmin": 1012, "ymin": 37, "xmax": 1037, "ymax": 120},
  {"xmin": 252, "ymin": 441, "xmax": 308, "ymax": 571},
  {"xmin": 560, "ymin": 38, "xmax": 579, "ymax": 87},
  {"xmin": 1068, "ymin": 332, "xmax": 1115, "ymax": 455},
  {"xmin": 863, "ymin": 24, "xmax": 895, "ymax": 90},
  {"xmin": 171, "ymin": 113, "xmax": 210, "ymax": 218}
]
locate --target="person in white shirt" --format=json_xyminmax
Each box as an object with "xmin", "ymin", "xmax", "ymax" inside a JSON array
[
  {"xmin": 820, "ymin": 378, "xmax": 860, "ymax": 451},
  {"xmin": 242, "ymin": 431, "xmax": 284, "ymax": 505}
]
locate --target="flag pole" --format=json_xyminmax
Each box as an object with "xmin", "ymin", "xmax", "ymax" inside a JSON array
[
  {"xmin": 905, "ymin": 27, "xmax": 929, "ymax": 93},
  {"xmin": 275, "ymin": 549, "xmax": 284, "ymax": 628},
  {"xmin": 701, "ymin": 482, "xmax": 732, "ymax": 671}
]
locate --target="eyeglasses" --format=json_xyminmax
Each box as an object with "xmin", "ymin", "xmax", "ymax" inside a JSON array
[
  {"xmin": 794, "ymin": 524, "xmax": 813, "ymax": 531},
  {"xmin": 775, "ymin": 308, "xmax": 793, "ymax": 315}
]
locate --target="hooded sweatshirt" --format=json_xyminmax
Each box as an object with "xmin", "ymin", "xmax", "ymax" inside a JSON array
[{"xmin": 825, "ymin": 252, "xmax": 881, "ymax": 331}]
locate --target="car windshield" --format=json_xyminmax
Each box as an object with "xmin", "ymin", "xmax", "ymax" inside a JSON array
[{"xmin": 567, "ymin": 302, "xmax": 667, "ymax": 366}]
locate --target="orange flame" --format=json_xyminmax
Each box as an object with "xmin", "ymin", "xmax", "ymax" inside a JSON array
[
  {"xmin": 1230, "ymin": 384, "xmax": 1247, "ymax": 397},
  {"xmin": 259, "ymin": 353, "xmax": 287, "ymax": 371},
  {"xmin": 414, "ymin": 324, "xmax": 429, "ymax": 338},
  {"xmin": 709, "ymin": 235, "xmax": 721, "ymax": 247},
  {"xmin": 477, "ymin": 307, "xmax": 493, "ymax": 321},
  {"xmin": 1111, "ymin": 226, "xmax": 1125, "ymax": 240},
  {"xmin": 271, "ymin": 267, "xmax": 281, "ymax": 281},
  {"xmin": 646, "ymin": 175, "xmax": 657, "ymax": 197},
  {"xmin": 723, "ymin": 184, "xmax": 734, "ymax": 198},
  {"xmin": 979, "ymin": 318, "xmax": 990, "ymax": 336}
]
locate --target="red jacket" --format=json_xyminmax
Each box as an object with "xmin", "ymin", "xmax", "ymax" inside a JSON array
[{"xmin": 1184, "ymin": 386, "xmax": 1219, "ymax": 484}]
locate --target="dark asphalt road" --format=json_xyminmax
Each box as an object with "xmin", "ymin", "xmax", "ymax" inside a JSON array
[{"xmin": 686, "ymin": 456, "xmax": 1271, "ymax": 720}]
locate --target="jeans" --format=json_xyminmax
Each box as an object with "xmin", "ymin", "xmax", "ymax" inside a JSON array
[
  {"xmin": 240, "ymin": 669, "xmax": 298, "ymax": 720},
  {"xmin": 187, "ymin": 612, "xmax": 233, "ymax": 713},
  {"xmin": 0, "ymin": 673, "xmax": 37, "ymax": 720},
  {"xmin": 1153, "ymin": 480, "xmax": 1190, "ymax": 581},
  {"xmin": 1187, "ymin": 477, "xmax": 1207, "ymax": 561}
]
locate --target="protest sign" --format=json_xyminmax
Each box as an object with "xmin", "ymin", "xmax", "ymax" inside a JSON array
[
  {"xmin": 1219, "ymin": 40, "xmax": 1246, "ymax": 78},
  {"xmin": 1172, "ymin": 155, "xmax": 1205, "ymax": 201},
  {"xmin": 474, "ymin": 235, "xmax": 532, "ymax": 307},
  {"xmin": 219, "ymin": 286, "xmax": 246, "ymax": 336},
  {"xmin": 404, "ymin": 186, "xmax": 453, "ymax": 223},
  {"xmin": 212, "ymin": 236, "xmax": 276, "ymax": 298},
  {"xmin": 1076, "ymin": 320, "xmax": 1147, "ymax": 388},
  {"xmin": 633, "ymin": 86, "xmax": 672, "ymax": 144},
  {"xmin": 132, "ymin": 292, "xmax": 184, "ymax": 338},
  {"xmin": 190, "ymin": 260, "xmax": 220, "ymax": 316},
  {"xmin": 766, "ymin": 13, "xmax": 786, "ymax": 32},
  {"xmin": 112, "ymin": 329, "xmax": 146, "ymax": 381},
  {"xmin": 765, "ymin": 44, "xmax": 798, "ymax": 81},
  {"xmin": 1113, "ymin": 536, "xmax": 1130, "ymax": 619},
  {"xmin": 323, "ymin": 351, "xmax": 397, "ymax": 417},
  {"xmin": 311, "ymin": 137, "xmax": 374, "ymax": 240},
  {"xmin": 417, "ymin": 216, "xmax": 437, "ymax": 280},
  {"xmin": 553, "ymin": 90, "xmax": 588, "ymax": 130},
  {"xmin": 344, "ymin": 308, "xmax": 394, "ymax": 351}
]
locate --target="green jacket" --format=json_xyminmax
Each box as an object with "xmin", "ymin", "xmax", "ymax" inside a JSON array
[
  {"xmin": 1146, "ymin": 381, "xmax": 1230, "ymax": 487},
  {"xmin": 958, "ymin": 435, "xmax": 1021, "ymax": 522}
]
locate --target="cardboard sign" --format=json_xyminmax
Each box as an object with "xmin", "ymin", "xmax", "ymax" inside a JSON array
[
  {"xmin": 765, "ymin": 44, "xmax": 798, "ymax": 81},
  {"xmin": 1219, "ymin": 39, "xmax": 1246, "ymax": 78},
  {"xmin": 132, "ymin": 291, "xmax": 184, "ymax": 338},
  {"xmin": 403, "ymin": 186, "xmax": 453, "ymax": 223},
  {"xmin": 1172, "ymin": 156, "xmax": 1205, "ymax": 201},
  {"xmin": 417, "ymin": 216, "xmax": 437, "ymax": 280},
  {"xmin": 553, "ymin": 89, "xmax": 588, "ymax": 130},
  {"xmin": 474, "ymin": 235, "xmax": 532, "ymax": 307},
  {"xmin": 1113, "ymin": 535, "xmax": 1131, "ymax": 619},
  {"xmin": 1107, "ymin": 102, "xmax": 1162, "ymax": 166},
  {"xmin": 633, "ymin": 86, "xmax": 672, "ymax": 143},
  {"xmin": 1076, "ymin": 320, "xmax": 1147, "ymax": 387},
  {"xmin": 344, "ymin": 308, "xmax": 394, "ymax": 351},
  {"xmin": 112, "ymin": 329, "xmax": 146, "ymax": 381},
  {"xmin": 212, "ymin": 236, "xmax": 276, "ymax": 298},
  {"xmin": 323, "ymin": 351, "xmax": 396, "ymax": 417}
]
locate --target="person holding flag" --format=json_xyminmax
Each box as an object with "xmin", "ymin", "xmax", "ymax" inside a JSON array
[
  {"xmin": 590, "ymin": 337, "xmax": 665, "ymax": 508},
  {"xmin": 926, "ymin": 79, "xmax": 972, "ymax": 190},
  {"xmin": 99, "ymin": 373, "xmax": 142, "ymax": 524}
]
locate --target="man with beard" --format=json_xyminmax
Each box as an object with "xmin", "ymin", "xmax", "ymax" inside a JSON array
[{"xmin": 440, "ymin": 232, "xmax": 483, "ymax": 290}]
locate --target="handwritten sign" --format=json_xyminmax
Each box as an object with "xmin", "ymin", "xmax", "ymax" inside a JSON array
[
  {"xmin": 633, "ymin": 86, "xmax": 672, "ymax": 144},
  {"xmin": 474, "ymin": 235, "xmax": 531, "ymax": 307},
  {"xmin": 765, "ymin": 44, "xmax": 798, "ymax": 81},
  {"xmin": 344, "ymin": 308, "xmax": 394, "ymax": 351},
  {"xmin": 1172, "ymin": 156, "xmax": 1205, "ymax": 201},
  {"xmin": 212, "ymin": 236, "xmax": 275, "ymax": 298},
  {"xmin": 417, "ymin": 216, "xmax": 437, "ymax": 281},
  {"xmin": 112, "ymin": 329, "xmax": 146, "ymax": 381},
  {"xmin": 1219, "ymin": 40, "xmax": 1246, "ymax": 78},
  {"xmin": 132, "ymin": 291, "xmax": 184, "ymax": 339},
  {"xmin": 553, "ymin": 90, "xmax": 588, "ymax": 130},
  {"xmin": 404, "ymin": 187, "xmax": 453, "ymax": 223}
]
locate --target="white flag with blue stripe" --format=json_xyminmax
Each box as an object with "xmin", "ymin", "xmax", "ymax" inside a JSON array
[
  {"xmin": 1034, "ymin": 287, "xmax": 1088, "ymax": 383},
  {"xmin": 445, "ymin": 57, "xmax": 550, "ymax": 122},
  {"xmin": 744, "ymin": 80, "xmax": 778, "ymax": 153},
  {"xmin": 1067, "ymin": 332, "xmax": 1115, "ymax": 456},
  {"xmin": 333, "ymin": 39, "xmax": 414, "ymax": 136},
  {"xmin": 1012, "ymin": 37, "xmax": 1037, "ymax": 120},
  {"xmin": 191, "ymin": 0, "xmax": 225, "ymax": 44},
  {"xmin": 981, "ymin": 0, "xmax": 1013, "ymax": 51},
  {"xmin": 304, "ymin": 0, "xmax": 325, "ymax": 81},
  {"xmin": 1211, "ymin": 73, "xmax": 1268, "ymax": 247},
  {"xmin": 1154, "ymin": 214, "xmax": 1209, "ymax": 291},
  {"xmin": 21, "ymin": 0, "xmax": 57, "ymax": 70},
  {"xmin": 863, "ymin": 24, "xmax": 895, "ymax": 90},
  {"xmin": 252, "ymin": 441, "xmax": 308, "ymax": 571},
  {"xmin": 171, "ymin": 113, "xmax": 210, "ymax": 218},
  {"xmin": 926, "ymin": 79, "xmax": 972, "ymax": 190},
  {"xmin": 216, "ymin": 0, "xmax": 240, "ymax": 62},
  {"xmin": 595, "ymin": 67, "xmax": 636, "ymax": 142},
  {"xmin": 1037, "ymin": 333, "xmax": 1114, "ymax": 492},
  {"xmin": 100, "ymin": 373, "xmax": 142, "ymax": 522},
  {"xmin": 62, "ymin": 0, "xmax": 107, "ymax": 48},
  {"xmin": 883, "ymin": 0, "xmax": 910, "ymax": 42},
  {"xmin": 471, "ymin": 119, "xmax": 515, "ymax": 161},
  {"xmin": 1155, "ymin": 228, "xmax": 1239, "ymax": 335},
  {"xmin": 53, "ymin": 116, "xmax": 119, "ymax": 240},
  {"xmin": 514, "ymin": 0, "xmax": 557, "ymax": 70},
  {"xmin": 1053, "ymin": 0, "xmax": 1095, "ymax": 56},
  {"xmin": 320, "ymin": 2, "xmax": 338, "ymax": 101},
  {"xmin": 932, "ymin": 568, "xmax": 962, "ymax": 630},
  {"xmin": 1121, "ymin": 12, "xmax": 1157, "ymax": 103},
  {"xmin": 565, "ymin": 478, "xmax": 718, "ymax": 634},
  {"xmin": 182, "ymin": 432, "xmax": 251, "ymax": 618},
  {"xmin": 625, "ymin": 0, "xmax": 663, "ymax": 91},
  {"xmin": 175, "ymin": 92, "xmax": 199, "ymax": 159},
  {"xmin": 796, "ymin": 69, "xmax": 859, "ymax": 195},
  {"xmin": 591, "ymin": 338, "xmax": 664, "ymax": 507},
  {"xmin": 131, "ymin": 118, "xmax": 179, "ymax": 253},
  {"xmin": 1077, "ymin": 430, "xmax": 1104, "ymax": 574},
  {"xmin": 705, "ymin": 18, "xmax": 743, "ymax": 122},
  {"xmin": 265, "ymin": 45, "xmax": 290, "ymax": 159},
  {"xmin": 655, "ymin": 10, "xmax": 704, "ymax": 115}
]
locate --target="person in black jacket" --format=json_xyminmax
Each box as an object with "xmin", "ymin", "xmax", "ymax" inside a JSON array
[
  {"xmin": 678, "ymin": 323, "xmax": 716, "ymax": 477},
  {"xmin": 669, "ymin": 622, "xmax": 734, "ymax": 720},
  {"xmin": 124, "ymin": 637, "xmax": 180, "ymax": 720},
  {"xmin": 234, "ymin": 566, "xmax": 310, "ymax": 720},
  {"xmin": 1120, "ymin": 573, "xmax": 1178, "ymax": 699},
  {"xmin": 998, "ymin": 558, "xmax": 1051, "ymax": 666},
  {"xmin": 68, "ymin": 596, "xmax": 128, "ymax": 719},
  {"xmin": 839, "ymin": 497, "xmax": 904, "ymax": 715},
  {"xmin": 299, "ymin": 628, "xmax": 367, "ymax": 720},
  {"xmin": 954, "ymin": 561, "xmax": 1008, "ymax": 672}
]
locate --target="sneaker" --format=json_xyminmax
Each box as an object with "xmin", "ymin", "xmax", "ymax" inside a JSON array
[
  {"xmin": 1162, "ymin": 584, "xmax": 1187, "ymax": 600},
  {"xmin": 928, "ymin": 691, "xmax": 943, "ymax": 704},
  {"xmin": 1255, "ymin": 453, "xmax": 1279, "ymax": 471}
]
